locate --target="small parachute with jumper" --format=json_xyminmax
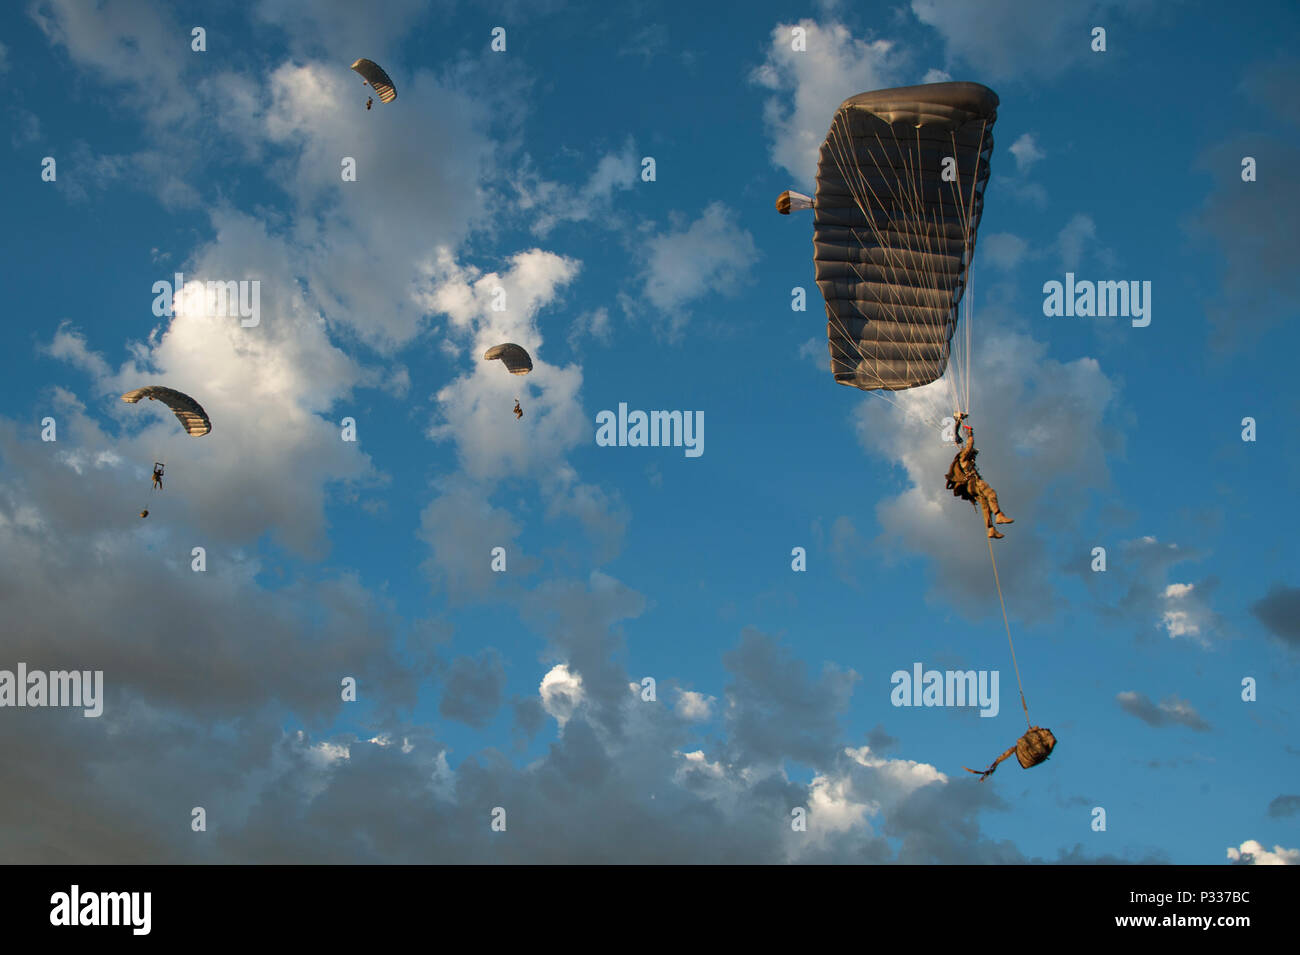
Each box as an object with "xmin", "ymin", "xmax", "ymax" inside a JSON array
[
  {"xmin": 351, "ymin": 58, "xmax": 396, "ymax": 109},
  {"xmin": 484, "ymin": 343, "xmax": 533, "ymax": 419},
  {"xmin": 121, "ymin": 386, "xmax": 210, "ymax": 518}
]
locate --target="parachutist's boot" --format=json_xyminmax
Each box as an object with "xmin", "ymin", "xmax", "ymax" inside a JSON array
[
  {"xmin": 988, "ymin": 527, "xmax": 1004, "ymax": 539},
  {"xmin": 995, "ymin": 512, "xmax": 1014, "ymax": 524}
]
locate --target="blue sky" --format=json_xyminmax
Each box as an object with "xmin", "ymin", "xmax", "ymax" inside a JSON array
[{"xmin": 1, "ymin": 0, "xmax": 1297, "ymax": 864}]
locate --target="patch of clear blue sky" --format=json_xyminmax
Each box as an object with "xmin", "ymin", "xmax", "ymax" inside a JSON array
[{"xmin": 1, "ymin": 1, "xmax": 1297, "ymax": 863}]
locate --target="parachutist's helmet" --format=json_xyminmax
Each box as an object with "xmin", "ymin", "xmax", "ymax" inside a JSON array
[{"xmin": 139, "ymin": 510, "xmax": 149, "ymax": 519}]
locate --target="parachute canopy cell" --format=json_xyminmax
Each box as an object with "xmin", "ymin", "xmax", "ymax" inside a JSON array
[
  {"xmin": 813, "ymin": 81, "xmax": 998, "ymax": 392},
  {"xmin": 351, "ymin": 58, "xmax": 396, "ymax": 103},
  {"xmin": 121, "ymin": 386, "xmax": 211, "ymax": 436},
  {"xmin": 483, "ymin": 343, "xmax": 533, "ymax": 375}
]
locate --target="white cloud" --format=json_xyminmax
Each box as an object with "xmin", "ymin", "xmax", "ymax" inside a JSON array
[
  {"xmin": 1009, "ymin": 133, "xmax": 1045, "ymax": 171},
  {"xmin": 1159, "ymin": 581, "xmax": 1212, "ymax": 645},
  {"xmin": 855, "ymin": 327, "xmax": 1119, "ymax": 619},
  {"xmin": 1227, "ymin": 839, "xmax": 1299, "ymax": 865},
  {"xmin": 513, "ymin": 141, "xmax": 639, "ymax": 237},
  {"xmin": 540, "ymin": 664, "xmax": 585, "ymax": 728},
  {"xmin": 752, "ymin": 19, "xmax": 903, "ymax": 184},
  {"xmin": 1093, "ymin": 537, "xmax": 1225, "ymax": 647},
  {"xmin": 31, "ymin": 0, "xmax": 194, "ymax": 126},
  {"xmin": 42, "ymin": 208, "xmax": 382, "ymax": 558},
  {"xmin": 675, "ymin": 690, "xmax": 715, "ymax": 721},
  {"xmin": 423, "ymin": 248, "xmax": 587, "ymax": 480},
  {"xmin": 637, "ymin": 202, "xmax": 757, "ymax": 337}
]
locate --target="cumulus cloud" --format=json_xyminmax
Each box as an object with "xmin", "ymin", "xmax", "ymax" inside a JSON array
[
  {"xmin": 635, "ymin": 203, "xmax": 757, "ymax": 337},
  {"xmin": 253, "ymin": 61, "xmax": 500, "ymax": 350},
  {"xmin": 41, "ymin": 210, "xmax": 381, "ymax": 558},
  {"xmin": 1116, "ymin": 691, "xmax": 1210, "ymax": 731},
  {"xmin": 1159, "ymin": 583, "xmax": 1210, "ymax": 644},
  {"xmin": 419, "ymin": 479, "xmax": 531, "ymax": 602},
  {"xmin": 423, "ymin": 248, "xmax": 586, "ymax": 477},
  {"xmin": 31, "ymin": 0, "xmax": 195, "ymax": 126},
  {"xmin": 675, "ymin": 690, "xmax": 714, "ymax": 721},
  {"xmin": 1008, "ymin": 133, "xmax": 1045, "ymax": 172},
  {"xmin": 1227, "ymin": 839, "xmax": 1299, "ymax": 865},
  {"xmin": 0, "ymin": 430, "xmax": 422, "ymax": 721},
  {"xmin": 512, "ymin": 141, "xmax": 639, "ymax": 237},
  {"xmin": 1096, "ymin": 537, "xmax": 1224, "ymax": 647},
  {"xmin": 856, "ymin": 324, "xmax": 1120, "ymax": 620},
  {"xmin": 539, "ymin": 664, "xmax": 585, "ymax": 729},
  {"xmin": 752, "ymin": 19, "xmax": 903, "ymax": 183}
]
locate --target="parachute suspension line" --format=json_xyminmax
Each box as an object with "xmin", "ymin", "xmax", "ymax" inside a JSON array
[
  {"xmin": 824, "ymin": 116, "xmax": 961, "ymax": 418},
  {"xmin": 822, "ymin": 116, "xmax": 955, "ymax": 426},
  {"xmin": 986, "ymin": 535, "xmax": 1032, "ymax": 730},
  {"xmin": 961, "ymin": 119, "xmax": 990, "ymax": 417},
  {"xmin": 818, "ymin": 98, "xmax": 993, "ymax": 434}
]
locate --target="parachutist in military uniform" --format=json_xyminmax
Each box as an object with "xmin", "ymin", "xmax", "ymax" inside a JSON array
[
  {"xmin": 152, "ymin": 462, "xmax": 165, "ymax": 490},
  {"xmin": 366, "ymin": 96, "xmax": 373, "ymax": 110},
  {"xmin": 513, "ymin": 399, "xmax": 523, "ymax": 420},
  {"xmin": 945, "ymin": 426, "xmax": 1013, "ymax": 538}
]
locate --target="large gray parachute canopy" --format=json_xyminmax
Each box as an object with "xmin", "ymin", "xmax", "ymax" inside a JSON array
[
  {"xmin": 351, "ymin": 58, "xmax": 396, "ymax": 103},
  {"xmin": 121, "ymin": 386, "xmax": 212, "ymax": 436},
  {"xmin": 483, "ymin": 343, "xmax": 533, "ymax": 375},
  {"xmin": 813, "ymin": 81, "xmax": 998, "ymax": 391}
]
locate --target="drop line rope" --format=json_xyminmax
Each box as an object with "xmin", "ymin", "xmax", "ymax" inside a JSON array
[{"xmin": 986, "ymin": 534, "xmax": 1031, "ymax": 731}]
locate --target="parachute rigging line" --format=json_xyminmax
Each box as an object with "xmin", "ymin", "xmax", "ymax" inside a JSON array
[
  {"xmin": 816, "ymin": 99, "xmax": 992, "ymax": 433},
  {"xmin": 987, "ymin": 533, "xmax": 1031, "ymax": 730}
]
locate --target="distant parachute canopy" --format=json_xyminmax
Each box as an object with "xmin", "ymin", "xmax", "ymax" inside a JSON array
[
  {"xmin": 121, "ymin": 386, "xmax": 211, "ymax": 436},
  {"xmin": 811, "ymin": 81, "xmax": 998, "ymax": 394},
  {"xmin": 483, "ymin": 343, "xmax": 533, "ymax": 375},
  {"xmin": 351, "ymin": 58, "xmax": 396, "ymax": 103}
]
